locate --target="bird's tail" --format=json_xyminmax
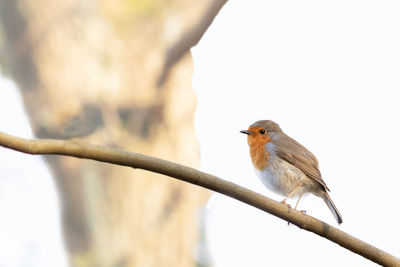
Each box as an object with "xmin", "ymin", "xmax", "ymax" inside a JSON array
[{"xmin": 322, "ymin": 192, "xmax": 343, "ymax": 224}]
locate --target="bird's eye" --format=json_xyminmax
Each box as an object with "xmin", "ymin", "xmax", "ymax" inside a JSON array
[{"xmin": 259, "ymin": 129, "xmax": 265, "ymax": 134}]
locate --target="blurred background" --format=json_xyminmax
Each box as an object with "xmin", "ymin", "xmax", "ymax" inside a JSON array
[
  {"xmin": 1, "ymin": 0, "xmax": 400, "ymax": 266},
  {"xmin": 0, "ymin": 0, "xmax": 220, "ymax": 266}
]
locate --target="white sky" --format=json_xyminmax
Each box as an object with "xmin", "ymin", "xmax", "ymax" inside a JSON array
[
  {"xmin": 192, "ymin": 1, "xmax": 400, "ymax": 266},
  {"xmin": 0, "ymin": 78, "xmax": 68, "ymax": 267}
]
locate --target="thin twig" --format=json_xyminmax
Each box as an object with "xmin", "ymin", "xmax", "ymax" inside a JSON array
[{"xmin": 0, "ymin": 131, "xmax": 398, "ymax": 266}]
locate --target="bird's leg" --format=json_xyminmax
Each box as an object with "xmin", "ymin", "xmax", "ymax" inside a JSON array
[
  {"xmin": 281, "ymin": 184, "xmax": 303, "ymax": 209},
  {"xmin": 280, "ymin": 200, "xmax": 291, "ymax": 209},
  {"xmin": 294, "ymin": 194, "xmax": 302, "ymax": 209},
  {"xmin": 295, "ymin": 194, "xmax": 306, "ymax": 213}
]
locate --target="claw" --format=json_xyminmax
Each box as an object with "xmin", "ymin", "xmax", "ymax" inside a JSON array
[{"xmin": 280, "ymin": 199, "xmax": 292, "ymax": 209}]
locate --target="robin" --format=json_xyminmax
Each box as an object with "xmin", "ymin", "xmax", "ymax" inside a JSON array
[{"xmin": 240, "ymin": 120, "xmax": 343, "ymax": 224}]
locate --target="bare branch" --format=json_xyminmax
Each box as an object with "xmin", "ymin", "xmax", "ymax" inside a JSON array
[
  {"xmin": 0, "ymin": 131, "xmax": 398, "ymax": 266},
  {"xmin": 157, "ymin": 0, "xmax": 228, "ymax": 87}
]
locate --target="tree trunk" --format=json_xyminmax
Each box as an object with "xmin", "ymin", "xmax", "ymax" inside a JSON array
[{"xmin": 0, "ymin": 0, "xmax": 225, "ymax": 265}]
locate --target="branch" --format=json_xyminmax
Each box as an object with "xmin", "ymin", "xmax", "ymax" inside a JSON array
[
  {"xmin": 157, "ymin": 0, "xmax": 228, "ymax": 87},
  {"xmin": 0, "ymin": 131, "xmax": 398, "ymax": 266}
]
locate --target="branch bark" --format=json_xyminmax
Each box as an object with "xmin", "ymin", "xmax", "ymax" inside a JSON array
[{"xmin": 0, "ymin": 131, "xmax": 398, "ymax": 266}]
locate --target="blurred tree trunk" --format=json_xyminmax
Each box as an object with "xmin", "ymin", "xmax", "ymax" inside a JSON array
[{"xmin": 0, "ymin": 0, "xmax": 226, "ymax": 266}]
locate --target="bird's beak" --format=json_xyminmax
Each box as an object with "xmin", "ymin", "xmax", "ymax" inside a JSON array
[{"xmin": 240, "ymin": 130, "xmax": 253, "ymax": 135}]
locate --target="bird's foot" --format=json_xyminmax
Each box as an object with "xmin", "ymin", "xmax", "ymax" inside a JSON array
[{"xmin": 280, "ymin": 200, "xmax": 291, "ymax": 209}]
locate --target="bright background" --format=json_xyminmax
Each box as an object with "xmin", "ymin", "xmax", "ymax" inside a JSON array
[
  {"xmin": 0, "ymin": 78, "xmax": 67, "ymax": 267},
  {"xmin": 193, "ymin": 1, "xmax": 400, "ymax": 266},
  {"xmin": 1, "ymin": 1, "xmax": 400, "ymax": 266}
]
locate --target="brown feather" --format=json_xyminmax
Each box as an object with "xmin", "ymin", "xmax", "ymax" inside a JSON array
[{"xmin": 270, "ymin": 132, "xmax": 330, "ymax": 191}]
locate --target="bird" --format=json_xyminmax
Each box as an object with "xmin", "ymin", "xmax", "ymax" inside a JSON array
[{"xmin": 240, "ymin": 120, "xmax": 343, "ymax": 224}]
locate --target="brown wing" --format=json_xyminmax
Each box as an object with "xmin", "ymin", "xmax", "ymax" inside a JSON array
[{"xmin": 270, "ymin": 133, "xmax": 330, "ymax": 191}]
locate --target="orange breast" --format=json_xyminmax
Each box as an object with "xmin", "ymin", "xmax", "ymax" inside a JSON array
[{"xmin": 248, "ymin": 136, "xmax": 271, "ymax": 170}]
